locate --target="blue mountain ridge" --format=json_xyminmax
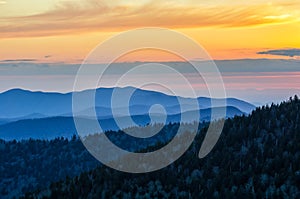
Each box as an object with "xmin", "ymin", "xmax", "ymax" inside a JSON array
[
  {"xmin": 0, "ymin": 87, "xmax": 255, "ymax": 119},
  {"xmin": 0, "ymin": 87, "xmax": 255, "ymax": 140},
  {"xmin": 0, "ymin": 106, "xmax": 243, "ymax": 140}
]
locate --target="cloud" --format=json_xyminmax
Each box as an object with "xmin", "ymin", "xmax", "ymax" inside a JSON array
[
  {"xmin": 0, "ymin": 0, "xmax": 299, "ymax": 38},
  {"xmin": 1, "ymin": 58, "xmax": 300, "ymax": 76},
  {"xmin": 0, "ymin": 56, "xmax": 53, "ymax": 63},
  {"xmin": 0, "ymin": 62, "xmax": 79, "ymax": 74},
  {"xmin": 0, "ymin": 59, "xmax": 38, "ymax": 63},
  {"xmin": 257, "ymin": 48, "xmax": 300, "ymax": 57}
]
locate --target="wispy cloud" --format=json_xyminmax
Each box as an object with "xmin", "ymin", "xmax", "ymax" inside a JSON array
[
  {"xmin": 0, "ymin": 0, "xmax": 299, "ymax": 38},
  {"xmin": 257, "ymin": 48, "xmax": 300, "ymax": 57},
  {"xmin": 0, "ymin": 59, "xmax": 38, "ymax": 63},
  {"xmin": 1, "ymin": 59, "xmax": 300, "ymax": 76}
]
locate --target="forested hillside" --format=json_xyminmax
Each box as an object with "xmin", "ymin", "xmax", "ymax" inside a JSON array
[
  {"xmin": 0, "ymin": 124, "xmax": 187, "ymax": 199},
  {"xmin": 0, "ymin": 137, "xmax": 99, "ymax": 199},
  {"xmin": 21, "ymin": 96, "xmax": 300, "ymax": 198}
]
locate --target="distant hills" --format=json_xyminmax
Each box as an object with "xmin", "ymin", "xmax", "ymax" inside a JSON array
[
  {"xmin": 0, "ymin": 106, "xmax": 244, "ymax": 140},
  {"xmin": 0, "ymin": 87, "xmax": 255, "ymax": 119},
  {"xmin": 0, "ymin": 87, "xmax": 255, "ymax": 140}
]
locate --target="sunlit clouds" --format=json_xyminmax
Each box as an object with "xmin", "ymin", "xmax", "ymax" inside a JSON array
[
  {"xmin": 0, "ymin": 0, "xmax": 299, "ymax": 61},
  {"xmin": 0, "ymin": 0, "xmax": 299, "ymax": 38}
]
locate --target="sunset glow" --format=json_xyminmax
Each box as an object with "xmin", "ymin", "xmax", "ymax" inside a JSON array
[
  {"xmin": 0, "ymin": 0, "xmax": 299, "ymax": 62},
  {"xmin": 0, "ymin": 0, "xmax": 300, "ymax": 104}
]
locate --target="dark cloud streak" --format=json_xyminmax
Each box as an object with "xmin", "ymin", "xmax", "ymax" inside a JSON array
[
  {"xmin": 0, "ymin": 59, "xmax": 38, "ymax": 62},
  {"xmin": 257, "ymin": 48, "xmax": 300, "ymax": 57}
]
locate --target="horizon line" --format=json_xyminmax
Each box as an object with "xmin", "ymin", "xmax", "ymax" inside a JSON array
[{"xmin": 0, "ymin": 57, "xmax": 299, "ymax": 65}]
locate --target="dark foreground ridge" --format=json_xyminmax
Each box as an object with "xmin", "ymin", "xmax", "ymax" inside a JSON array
[
  {"xmin": 19, "ymin": 96, "xmax": 300, "ymax": 199},
  {"xmin": 0, "ymin": 123, "xmax": 186, "ymax": 199}
]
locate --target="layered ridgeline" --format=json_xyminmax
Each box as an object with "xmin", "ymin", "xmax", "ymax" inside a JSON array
[
  {"xmin": 0, "ymin": 87, "xmax": 255, "ymax": 140},
  {"xmin": 1, "ymin": 96, "xmax": 298, "ymax": 198}
]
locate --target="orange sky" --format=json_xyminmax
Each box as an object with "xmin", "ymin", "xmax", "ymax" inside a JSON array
[{"xmin": 0, "ymin": 0, "xmax": 299, "ymax": 62}]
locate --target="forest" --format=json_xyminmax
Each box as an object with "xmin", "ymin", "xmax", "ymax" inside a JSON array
[{"xmin": 1, "ymin": 96, "xmax": 300, "ymax": 198}]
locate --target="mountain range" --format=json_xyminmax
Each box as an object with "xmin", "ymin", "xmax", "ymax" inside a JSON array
[
  {"xmin": 0, "ymin": 87, "xmax": 255, "ymax": 118},
  {"xmin": 0, "ymin": 87, "xmax": 255, "ymax": 140},
  {"xmin": 0, "ymin": 106, "xmax": 244, "ymax": 140}
]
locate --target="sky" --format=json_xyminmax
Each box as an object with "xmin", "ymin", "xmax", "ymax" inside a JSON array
[{"xmin": 0, "ymin": 0, "xmax": 300, "ymax": 104}]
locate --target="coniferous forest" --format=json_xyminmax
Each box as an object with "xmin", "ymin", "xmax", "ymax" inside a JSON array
[{"xmin": 1, "ymin": 96, "xmax": 300, "ymax": 198}]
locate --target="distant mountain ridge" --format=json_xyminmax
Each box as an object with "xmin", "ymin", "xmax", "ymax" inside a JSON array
[
  {"xmin": 0, "ymin": 106, "xmax": 243, "ymax": 140},
  {"xmin": 0, "ymin": 87, "xmax": 255, "ymax": 119},
  {"xmin": 0, "ymin": 87, "xmax": 255, "ymax": 140}
]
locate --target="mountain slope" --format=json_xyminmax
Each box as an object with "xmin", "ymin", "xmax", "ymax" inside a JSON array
[{"xmin": 22, "ymin": 96, "xmax": 300, "ymax": 199}]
